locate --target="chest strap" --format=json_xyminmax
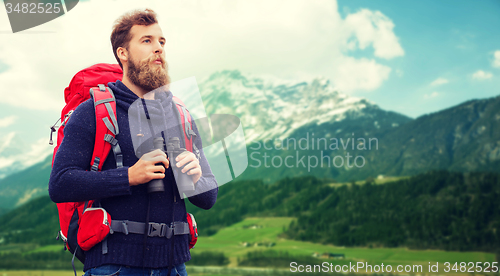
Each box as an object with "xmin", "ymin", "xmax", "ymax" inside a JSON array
[{"xmin": 111, "ymin": 220, "xmax": 190, "ymax": 239}]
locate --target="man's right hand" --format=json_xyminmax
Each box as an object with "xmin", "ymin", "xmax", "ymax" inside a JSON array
[{"xmin": 128, "ymin": 149, "xmax": 170, "ymax": 186}]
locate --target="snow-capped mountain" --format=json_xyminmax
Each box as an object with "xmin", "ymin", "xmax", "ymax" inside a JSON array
[
  {"xmin": 0, "ymin": 132, "xmax": 52, "ymax": 179},
  {"xmin": 1, "ymin": 69, "xmax": 499, "ymax": 209},
  {"xmin": 0, "ymin": 70, "xmax": 407, "ymax": 180},
  {"xmin": 199, "ymin": 70, "xmax": 406, "ymax": 143}
]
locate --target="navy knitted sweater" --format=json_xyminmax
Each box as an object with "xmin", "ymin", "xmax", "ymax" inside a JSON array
[{"xmin": 49, "ymin": 80, "xmax": 218, "ymax": 271}]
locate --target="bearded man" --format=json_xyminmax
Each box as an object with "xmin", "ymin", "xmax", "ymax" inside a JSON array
[{"xmin": 49, "ymin": 9, "xmax": 218, "ymax": 276}]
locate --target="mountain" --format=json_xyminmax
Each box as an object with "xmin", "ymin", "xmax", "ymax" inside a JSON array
[
  {"xmin": 196, "ymin": 70, "xmax": 500, "ymax": 182},
  {"xmin": 0, "ymin": 132, "xmax": 27, "ymax": 178},
  {"xmin": 0, "ymin": 195, "xmax": 59, "ymax": 245},
  {"xmin": 371, "ymin": 96, "xmax": 500, "ymax": 176},
  {"xmin": 0, "ymin": 132, "xmax": 52, "ymax": 179},
  {"xmin": 0, "ymin": 70, "xmax": 499, "ymax": 212},
  {"xmin": 199, "ymin": 70, "xmax": 412, "ymax": 143},
  {"xmin": 0, "ymin": 154, "xmax": 52, "ymax": 212}
]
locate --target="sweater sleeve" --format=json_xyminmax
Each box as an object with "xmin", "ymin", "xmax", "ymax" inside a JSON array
[
  {"xmin": 187, "ymin": 116, "xmax": 218, "ymax": 210},
  {"xmin": 48, "ymin": 99, "xmax": 131, "ymax": 203}
]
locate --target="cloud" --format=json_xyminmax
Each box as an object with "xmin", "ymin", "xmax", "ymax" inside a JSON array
[
  {"xmin": 0, "ymin": 157, "xmax": 15, "ymax": 169},
  {"xmin": 0, "ymin": 116, "xmax": 16, "ymax": 128},
  {"xmin": 430, "ymin": 77, "xmax": 449, "ymax": 87},
  {"xmin": 424, "ymin": 92, "xmax": 439, "ymax": 99},
  {"xmin": 0, "ymin": 0, "xmax": 405, "ymax": 111},
  {"xmin": 332, "ymin": 56, "xmax": 392, "ymax": 92},
  {"xmin": 0, "ymin": 132, "xmax": 16, "ymax": 155},
  {"xmin": 343, "ymin": 9, "xmax": 405, "ymax": 59},
  {"xmin": 23, "ymin": 137, "xmax": 52, "ymax": 168},
  {"xmin": 493, "ymin": 50, "xmax": 500, "ymax": 68},
  {"xmin": 471, "ymin": 70, "xmax": 493, "ymax": 80}
]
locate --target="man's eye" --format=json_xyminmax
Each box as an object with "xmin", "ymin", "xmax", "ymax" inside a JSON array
[
  {"xmin": 160, "ymin": 41, "xmax": 165, "ymax": 46},
  {"xmin": 144, "ymin": 39, "xmax": 150, "ymax": 43}
]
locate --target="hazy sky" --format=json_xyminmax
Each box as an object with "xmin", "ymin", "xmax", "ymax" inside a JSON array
[{"xmin": 0, "ymin": 0, "xmax": 499, "ymax": 162}]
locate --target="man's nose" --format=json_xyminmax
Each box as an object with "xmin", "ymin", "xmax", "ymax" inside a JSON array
[{"xmin": 154, "ymin": 41, "xmax": 163, "ymax": 54}]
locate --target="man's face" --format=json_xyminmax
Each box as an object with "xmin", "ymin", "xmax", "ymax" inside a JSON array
[{"xmin": 126, "ymin": 23, "xmax": 170, "ymax": 92}]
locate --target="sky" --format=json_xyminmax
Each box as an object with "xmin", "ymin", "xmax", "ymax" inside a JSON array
[{"xmin": 0, "ymin": 0, "xmax": 499, "ymax": 169}]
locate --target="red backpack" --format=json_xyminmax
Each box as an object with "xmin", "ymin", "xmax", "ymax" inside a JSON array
[{"xmin": 50, "ymin": 63, "xmax": 199, "ymax": 264}]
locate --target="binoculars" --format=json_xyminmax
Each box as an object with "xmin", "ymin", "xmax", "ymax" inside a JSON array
[{"xmin": 147, "ymin": 137, "xmax": 195, "ymax": 194}]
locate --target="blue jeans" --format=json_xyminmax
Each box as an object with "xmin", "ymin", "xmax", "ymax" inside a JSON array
[{"xmin": 84, "ymin": 263, "xmax": 187, "ymax": 276}]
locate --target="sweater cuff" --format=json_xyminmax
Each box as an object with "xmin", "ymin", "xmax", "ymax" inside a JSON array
[{"xmin": 102, "ymin": 166, "xmax": 132, "ymax": 197}]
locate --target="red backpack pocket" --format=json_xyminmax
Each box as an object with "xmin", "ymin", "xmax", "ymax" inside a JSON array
[{"xmin": 77, "ymin": 208, "xmax": 112, "ymax": 251}]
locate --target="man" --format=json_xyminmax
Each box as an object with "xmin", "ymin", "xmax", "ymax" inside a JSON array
[{"xmin": 49, "ymin": 9, "xmax": 218, "ymax": 276}]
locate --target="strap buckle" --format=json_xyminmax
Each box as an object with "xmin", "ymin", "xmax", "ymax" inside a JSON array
[
  {"xmin": 91, "ymin": 157, "xmax": 100, "ymax": 171},
  {"xmin": 104, "ymin": 134, "xmax": 118, "ymax": 146},
  {"xmin": 166, "ymin": 222, "xmax": 174, "ymax": 239},
  {"xmin": 148, "ymin": 222, "xmax": 165, "ymax": 237}
]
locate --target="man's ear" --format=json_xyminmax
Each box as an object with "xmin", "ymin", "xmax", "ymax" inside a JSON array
[{"xmin": 117, "ymin": 47, "xmax": 128, "ymax": 64}]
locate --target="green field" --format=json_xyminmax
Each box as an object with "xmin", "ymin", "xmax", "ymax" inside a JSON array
[
  {"xmin": 193, "ymin": 217, "xmax": 495, "ymax": 273},
  {"xmin": 0, "ymin": 272, "xmax": 71, "ymax": 276},
  {"xmin": 3, "ymin": 217, "xmax": 496, "ymax": 275}
]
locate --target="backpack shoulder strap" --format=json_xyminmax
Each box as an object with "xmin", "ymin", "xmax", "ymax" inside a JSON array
[
  {"xmin": 89, "ymin": 84, "xmax": 123, "ymax": 171},
  {"xmin": 172, "ymin": 96, "xmax": 200, "ymax": 159}
]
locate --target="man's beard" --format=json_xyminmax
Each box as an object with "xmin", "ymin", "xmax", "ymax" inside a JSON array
[{"xmin": 127, "ymin": 53, "xmax": 170, "ymax": 92}]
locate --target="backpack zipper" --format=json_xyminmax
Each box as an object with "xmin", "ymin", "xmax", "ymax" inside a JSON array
[
  {"xmin": 83, "ymin": 207, "xmax": 109, "ymax": 225},
  {"xmin": 49, "ymin": 110, "xmax": 74, "ymax": 145},
  {"xmin": 62, "ymin": 110, "xmax": 74, "ymax": 126}
]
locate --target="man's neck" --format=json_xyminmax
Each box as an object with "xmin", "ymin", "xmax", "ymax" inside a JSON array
[{"xmin": 121, "ymin": 76, "xmax": 148, "ymax": 99}]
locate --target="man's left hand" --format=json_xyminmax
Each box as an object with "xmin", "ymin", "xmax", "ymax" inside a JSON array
[{"xmin": 175, "ymin": 151, "xmax": 202, "ymax": 184}]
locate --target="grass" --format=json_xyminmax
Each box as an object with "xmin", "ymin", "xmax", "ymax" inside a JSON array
[
  {"xmin": 192, "ymin": 216, "xmax": 495, "ymax": 273},
  {"xmin": 328, "ymin": 175, "xmax": 410, "ymax": 188},
  {"xmin": 0, "ymin": 244, "xmax": 64, "ymax": 256},
  {"xmin": 0, "ymin": 272, "xmax": 74, "ymax": 276},
  {"xmin": 0, "ymin": 244, "xmax": 37, "ymax": 254},
  {"xmin": 0, "ymin": 269, "xmax": 273, "ymax": 276},
  {"xmin": 26, "ymin": 245, "xmax": 63, "ymax": 254},
  {"xmin": 2, "ymin": 216, "xmax": 497, "ymax": 275}
]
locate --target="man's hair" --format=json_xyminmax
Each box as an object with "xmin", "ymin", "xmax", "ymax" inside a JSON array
[{"xmin": 111, "ymin": 9, "xmax": 158, "ymax": 69}]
